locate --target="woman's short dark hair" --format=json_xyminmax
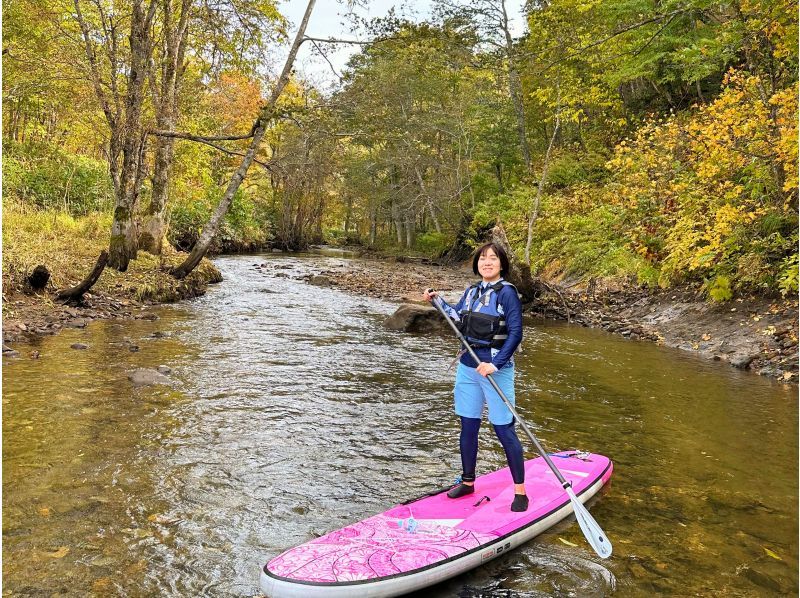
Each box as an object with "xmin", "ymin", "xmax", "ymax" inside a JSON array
[{"xmin": 472, "ymin": 242, "xmax": 509, "ymax": 277}]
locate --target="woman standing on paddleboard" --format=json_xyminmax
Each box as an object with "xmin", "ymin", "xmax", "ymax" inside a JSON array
[{"xmin": 423, "ymin": 242, "xmax": 528, "ymax": 512}]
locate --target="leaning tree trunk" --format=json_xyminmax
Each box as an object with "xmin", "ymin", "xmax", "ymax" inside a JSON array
[
  {"xmin": 491, "ymin": 222, "xmax": 538, "ymax": 303},
  {"xmin": 524, "ymin": 84, "xmax": 561, "ymax": 265},
  {"xmin": 169, "ymin": 0, "xmax": 317, "ymax": 279},
  {"xmin": 56, "ymin": 251, "xmax": 109, "ymax": 302}
]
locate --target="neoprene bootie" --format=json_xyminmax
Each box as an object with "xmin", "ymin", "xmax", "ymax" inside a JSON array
[
  {"xmin": 511, "ymin": 494, "xmax": 529, "ymax": 512},
  {"xmin": 447, "ymin": 483, "xmax": 475, "ymax": 499}
]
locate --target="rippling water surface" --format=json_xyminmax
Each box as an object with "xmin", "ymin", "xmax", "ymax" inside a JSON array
[{"xmin": 4, "ymin": 254, "xmax": 797, "ymax": 596}]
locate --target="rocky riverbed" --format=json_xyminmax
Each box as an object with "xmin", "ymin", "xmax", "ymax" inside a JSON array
[{"xmin": 293, "ymin": 258, "xmax": 798, "ymax": 383}]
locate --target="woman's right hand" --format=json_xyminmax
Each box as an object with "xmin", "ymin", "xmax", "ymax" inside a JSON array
[{"xmin": 422, "ymin": 288, "xmax": 438, "ymax": 302}]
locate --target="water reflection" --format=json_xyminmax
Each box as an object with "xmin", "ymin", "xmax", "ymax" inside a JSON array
[{"xmin": 3, "ymin": 254, "xmax": 797, "ymax": 596}]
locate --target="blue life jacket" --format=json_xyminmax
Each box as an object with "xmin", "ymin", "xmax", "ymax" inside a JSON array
[{"xmin": 458, "ymin": 280, "xmax": 516, "ymax": 349}]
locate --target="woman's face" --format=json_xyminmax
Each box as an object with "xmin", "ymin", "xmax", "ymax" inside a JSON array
[{"xmin": 478, "ymin": 248, "xmax": 502, "ymax": 281}]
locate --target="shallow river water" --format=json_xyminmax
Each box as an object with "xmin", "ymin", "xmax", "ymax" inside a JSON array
[{"xmin": 3, "ymin": 253, "xmax": 798, "ymax": 597}]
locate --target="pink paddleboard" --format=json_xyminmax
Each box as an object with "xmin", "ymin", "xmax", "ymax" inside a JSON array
[{"xmin": 261, "ymin": 452, "xmax": 613, "ymax": 597}]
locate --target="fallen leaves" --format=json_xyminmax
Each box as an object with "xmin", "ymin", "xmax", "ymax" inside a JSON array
[
  {"xmin": 46, "ymin": 546, "xmax": 70, "ymax": 559},
  {"xmin": 763, "ymin": 546, "xmax": 782, "ymax": 561}
]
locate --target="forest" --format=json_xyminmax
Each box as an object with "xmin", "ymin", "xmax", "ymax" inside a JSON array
[{"xmin": 3, "ymin": 0, "xmax": 798, "ymax": 299}]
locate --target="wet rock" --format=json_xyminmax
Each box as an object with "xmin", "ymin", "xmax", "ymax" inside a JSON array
[
  {"xmin": 71, "ymin": 343, "xmax": 89, "ymax": 350},
  {"xmin": 730, "ymin": 353, "xmax": 758, "ymax": 369},
  {"xmin": 3, "ymin": 346, "xmax": 20, "ymax": 358},
  {"xmin": 384, "ymin": 303, "xmax": 444, "ymax": 333},
  {"xmin": 151, "ymin": 331, "xmax": 167, "ymax": 338},
  {"xmin": 156, "ymin": 365, "xmax": 171, "ymax": 375},
  {"xmin": 128, "ymin": 369, "xmax": 171, "ymax": 387},
  {"xmin": 308, "ymin": 275, "xmax": 332, "ymax": 287},
  {"xmin": 128, "ymin": 345, "xmax": 140, "ymax": 352},
  {"xmin": 140, "ymin": 313, "xmax": 159, "ymax": 321},
  {"xmin": 66, "ymin": 319, "xmax": 88, "ymax": 328},
  {"xmin": 738, "ymin": 565, "xmax": 788, "ymax": 594}
]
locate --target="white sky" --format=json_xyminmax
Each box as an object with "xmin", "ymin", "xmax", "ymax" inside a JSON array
[{"xmin": 277, "ymin": 0, "xmax": 529, "ymax": 91}]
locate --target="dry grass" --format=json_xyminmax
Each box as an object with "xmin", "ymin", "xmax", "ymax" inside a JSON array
[{"xmin": 2, "ymin": 202, "xmax": 221, "ymax": 313}]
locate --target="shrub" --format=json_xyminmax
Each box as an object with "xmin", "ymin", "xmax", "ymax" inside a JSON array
[{"xmin": 3, "ymin": 139, "xmax": 114, "ymax": 215}]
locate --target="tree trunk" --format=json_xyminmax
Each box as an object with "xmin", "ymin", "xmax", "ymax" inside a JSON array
[
  {"xmin": 343, "ymin": 195, "xmax": 352, "ymax": 234},
  {"xmin": 405, "ymin": 209, "xmax": 415, "ymax": 248},
  {"xmin": 491, "ymin": 223, "xmax": 537, "ymax": 302},
  {"xmin": 392, "ymin": 201, "xmax": 405, "ymax": 246},
  {"xmin": 56, "ymin": 251, "xmax": 109, "ymax": 302},
  {"xmin": 170, "ymin": 0, "xmax": 317, "ymax": 279},
  {"xmin": 500, "ymin": 0, "xmax": 532, "ymax": 174},
  {"xmin": 108, "ymin": 0, "xmax": 158, "ymax": 270},
  {"xmin": 525, "ymin": 86, "xmax": 561, "ymax": 265},
  {"xmin": 141, "ymin": 0, "xmax": 190, "ymax": 254}
]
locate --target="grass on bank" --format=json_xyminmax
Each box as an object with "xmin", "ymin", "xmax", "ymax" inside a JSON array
[{"xmin": 2, "ymin": 201, "xmax": 222, "ymax": 317}]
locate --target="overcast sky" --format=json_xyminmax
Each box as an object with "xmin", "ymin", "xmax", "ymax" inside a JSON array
[{"xmin": 277, "ymin": 0, "xmax": 529, "ymax": 91}]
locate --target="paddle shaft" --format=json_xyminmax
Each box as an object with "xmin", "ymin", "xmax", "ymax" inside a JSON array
[{"xmin": 431, "ymin": 296, "xmax": 570, "ymax": 489}]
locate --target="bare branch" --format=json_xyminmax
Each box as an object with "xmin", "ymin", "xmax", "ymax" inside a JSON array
[
  {"xmin": 149, "ymin": 129, "xmax": 255, "ymax": 141},
  {"xmin": 302, "ymin": 35, "xmax": 372, "ymax": 45}
]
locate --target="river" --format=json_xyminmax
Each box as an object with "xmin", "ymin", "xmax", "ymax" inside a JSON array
[{"xmin": 3, "ymin": 253, "xmax": 797, "ymax": 596}]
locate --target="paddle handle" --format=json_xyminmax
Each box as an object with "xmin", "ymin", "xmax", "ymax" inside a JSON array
[{"xmin": 430, "ymin": 296, "xmax": 571, "ymax": 489}]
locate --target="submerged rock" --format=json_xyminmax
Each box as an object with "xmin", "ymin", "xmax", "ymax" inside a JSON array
[
  {"xmin": 70, "ymin": 343, "xmax": 89, "ymax": 350},
  {"xmin": 3, "ymin": 348, "xmax": 20, "ymax": 358},
  {"xmin": 128, "ymin": 369, "xmax": 171, "ymax": 387}
]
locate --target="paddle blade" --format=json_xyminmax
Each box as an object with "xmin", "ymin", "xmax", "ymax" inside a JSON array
[{"xmin": 566, "ymin": 485, "xmax": 613, "ymax": 559}]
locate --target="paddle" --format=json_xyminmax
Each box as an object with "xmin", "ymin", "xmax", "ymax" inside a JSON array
[{"xmin": 429, "ymin": 293, "xmax": 613, "ymax": 559}]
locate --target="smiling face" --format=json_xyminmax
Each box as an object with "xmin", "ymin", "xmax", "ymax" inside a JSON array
[{"xmin": 478, "ymin": 248, "xmax": 502, "ymax": 282}]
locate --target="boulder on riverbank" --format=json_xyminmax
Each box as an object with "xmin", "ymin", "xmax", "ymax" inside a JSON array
[{"xmin": 384, "ymin": 303, "xmax": 446, "ymax": 333}]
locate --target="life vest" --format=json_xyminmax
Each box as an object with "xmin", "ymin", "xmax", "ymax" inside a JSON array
[{"xmin": 458, "ymin": 280, "xmax": 516, "ymax": 349}]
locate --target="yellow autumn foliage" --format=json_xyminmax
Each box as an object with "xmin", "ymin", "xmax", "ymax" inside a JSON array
[{"xmin": 604, "ymin": 70, "xmax": 798, "ymax": 291}]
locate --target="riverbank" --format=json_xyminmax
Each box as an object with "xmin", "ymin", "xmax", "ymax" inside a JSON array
[
  {"xmin": 2, "ymin": 206, "xmax": 223, "ymax": 350},
  {"xmin": 298, "ymin": 257, "xmax": 798, "ymax": 383},
  {"xmin": 2, "ymin": 249, "xmax": 221, "ymax": 350}
]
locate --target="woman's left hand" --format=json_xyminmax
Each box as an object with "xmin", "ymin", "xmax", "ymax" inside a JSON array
[{"xmin": 476, "ymin": 362, "xmax": 498, "ymax": 377}]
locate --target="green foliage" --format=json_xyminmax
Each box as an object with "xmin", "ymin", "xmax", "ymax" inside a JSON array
[
  {"xmin": 778, "ymin": 254, "xmax": 799, "ymax": 297},
  {"xmin": 3, "ymin": 140, "xmax": 113, "ymax": 215},
  {"xmin": 414, "ymin": 231, "xmax": 453, "ymax": 257},
  {"xmin": 706, "ymin": 275, "xmax": 734, "ymax": 302}
]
